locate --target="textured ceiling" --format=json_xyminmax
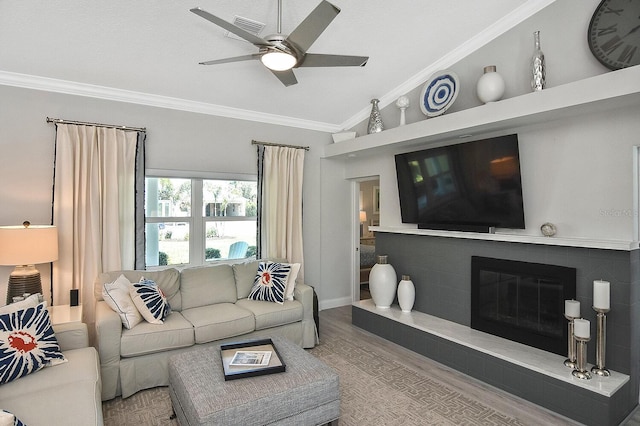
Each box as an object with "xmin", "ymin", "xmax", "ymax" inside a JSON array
[{"xmin": 0, "ymin": 0, "xmax": 551, "ymax": 131}]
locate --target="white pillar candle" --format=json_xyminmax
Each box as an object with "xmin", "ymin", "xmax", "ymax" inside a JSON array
[
  {"xmin": 593, "ymin": 279, "xmax": 610, "ymax": 310},
  {"xmin": 565, "ymin": 299, "xmax": 580, "ymax": 317},
  {"xmin": 574, "ymin": 318, "xmax": 590, "ymax": 339}
]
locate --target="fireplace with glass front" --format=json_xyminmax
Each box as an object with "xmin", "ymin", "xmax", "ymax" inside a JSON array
[{"xmin": 471, "ymin": 256, "xmax": 576, "ymax": 356}]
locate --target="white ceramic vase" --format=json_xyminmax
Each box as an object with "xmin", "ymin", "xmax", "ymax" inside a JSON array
[
  {"xmin": 397, "ymin": 275, "xmax": 415, "ymax": 313},
  {"xmin": 369, "ymin": 255, "xmax": 397, "ymax": 309},
  {"xmin": 476, "ymin": 65, "xmax": 505, "ymax": 104}
]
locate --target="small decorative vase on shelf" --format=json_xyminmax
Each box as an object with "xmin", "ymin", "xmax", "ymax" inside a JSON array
[
  {"xmin": 476, "ymin": 65, "xmax": 505, "ymax": 103},
  {"xmin": 531, "ymin": 31, "xmax": 546, "ymax": 91},
  {"xmin": 369, "ymin": 255, "xmax": 396, "ymax": 309},
  {"xmin": 397, "ymin": 275, "xmax": 415, "ymax": 313},
  {"xmin": 367, "ymin": 98, "xmax": 384, "ymax": 134},
  {"xmin": 395, "ymin": 95, "xmax": 410, "ymax": 126}
]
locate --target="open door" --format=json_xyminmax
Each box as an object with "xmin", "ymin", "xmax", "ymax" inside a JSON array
[{"xmin": 354, "ymin": 177, "xmax": 379, "ymax": 301}]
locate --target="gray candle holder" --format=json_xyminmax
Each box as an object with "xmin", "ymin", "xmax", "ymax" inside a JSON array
[
  {"xmin": 564, "ymin": 313, "xmax": 578, "ymax": 368},
  {"xmin": 591, "ymin": 307, "xmax": 611, "ymax": 377}
]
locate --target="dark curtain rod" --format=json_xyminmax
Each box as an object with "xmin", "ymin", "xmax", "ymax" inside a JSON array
[
  {"xmin": 252, "ymin": 139, "xmax": 309, "ymax": 151},
  {"xmin": 46, "ymin": 117, "xmax": 146, "ymax": 133}
]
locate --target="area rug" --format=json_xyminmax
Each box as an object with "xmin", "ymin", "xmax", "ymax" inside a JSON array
[{"xmin": 103, "ymin": 335, "xmax": 526, "ymax": 426}]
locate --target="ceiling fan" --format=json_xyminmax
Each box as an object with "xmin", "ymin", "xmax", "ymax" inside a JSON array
[{"xmin": 190, "ymin": 0, "xmax": 368, "ymax": 86}]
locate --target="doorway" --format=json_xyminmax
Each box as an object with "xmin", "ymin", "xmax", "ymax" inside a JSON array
[{"xmin": 355, "ymin": 177, "xmax": 379, "ymax": 301}]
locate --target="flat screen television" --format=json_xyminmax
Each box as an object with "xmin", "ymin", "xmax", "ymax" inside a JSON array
[{"xmin": 394, "ymin": 134, "xmax": 525, "ymax": 232}]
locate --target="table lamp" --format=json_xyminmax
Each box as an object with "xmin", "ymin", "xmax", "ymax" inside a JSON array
[
  {"xmin": 359, "ymin": 210, "xmax": 367, "ymax": 237},
  {"xmin": 0, "ymin": 221, "xmax": 58, "ymax": 304}
]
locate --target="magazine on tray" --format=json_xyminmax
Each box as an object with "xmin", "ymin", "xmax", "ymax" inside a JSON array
[{"xmin": 229, "ymin": 350, "xmax": 272, "ymax": 367}]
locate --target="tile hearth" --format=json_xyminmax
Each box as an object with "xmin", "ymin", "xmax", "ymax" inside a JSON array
[{"xmin": 353, "ymin": 299, "xmax": 631, "ymax": 426}]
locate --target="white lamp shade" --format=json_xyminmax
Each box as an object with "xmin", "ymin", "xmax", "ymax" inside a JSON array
[
  {"xmin": 261, "ymin": 51, "xmax": 297, "ymax": 71},
  {"xmin": 0, "ymin": 225, "xmax": 58, "ymax": 265},
  {"xmin": 360, "ymin": 210, "xmax": 368, "ymax": 222}
]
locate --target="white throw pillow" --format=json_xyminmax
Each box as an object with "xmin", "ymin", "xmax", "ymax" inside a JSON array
[
  {"xmin": 0, "ymin": 410, "xmax": 14, "ymax": 426},
  {"xmin": 102, "ymin": 274, "xmax": 143, "ymax": 329},
  {"xmin": 283, "ymin": 263, "xmax": 301, "ymax": 301},
  {"xmin": 0, "ymin": 293, "xmax": 43, "ymax": 315}
]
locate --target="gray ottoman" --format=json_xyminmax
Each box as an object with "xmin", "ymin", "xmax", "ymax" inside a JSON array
[{"xmin": 168, "ymin": 337, "xmax": 340, "ymax": 426}]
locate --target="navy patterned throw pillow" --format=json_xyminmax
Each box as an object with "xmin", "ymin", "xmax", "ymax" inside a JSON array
[
  {"xmin": 0, "ymin": 303, "xmax": 66, "ymax": 385},
  {"xmin": 130, "ymin": 278, "xmax": 171, "ymax": 324},
  {"xmin": 248, "ymin": 261, "xmax": 291, "ymax": 305}
]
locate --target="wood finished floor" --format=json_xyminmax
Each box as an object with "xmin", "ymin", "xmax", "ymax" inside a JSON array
[{"xmin": 322, "ymin": 304, "xmax": 640, "ymax": 426}]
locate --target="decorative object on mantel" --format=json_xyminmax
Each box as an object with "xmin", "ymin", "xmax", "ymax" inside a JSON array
[
  {"xmin": 563, "ymin": 299, "xmax": 580, "ymax": 368},
  {"xmin": 395, "ymin": 96, "xmax": 410, "ymax": 126},
  {"xmin": 531, "ymin": 31, "xmax": 546, "ymax": 91},
  {"xmin": 592, "ymin": 279, "xmax": 611, "ymax": 377},
  {"xmin": 476, "ymin": 65, "xmax": 505, "ymax": 103},
  {"xmin": 572, "ymin": 318, "xmax": 592, "ymax": 379},
  {"xmin": 368, "ymin": 255, "xmax": 397, "ymax": 309},
  {"xmin": 397, "ymin": 275, "xmax": 415, "ymax": 313},
  {"xmin": 588, "ymin": 0, "xmax": 640, "ymax": 70},
  {"xmin": 367, "ymin": 99, "xmax": 384, "ymax": 134},
  {"xmin": 331, "ymin": 131, "xmax": 357, "ymax": 143},
  {"xmin": 419, "ymin": 70, "xmax": 460, "ymax": 117},
  {"xmin": 540, "ymin": 222, "xmax": 556, "ymax": 237}
]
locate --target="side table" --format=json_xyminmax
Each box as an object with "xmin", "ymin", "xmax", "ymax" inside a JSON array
[{"xmin": 48, "ymin": 304, "xmax": 83, "ymax": 325}]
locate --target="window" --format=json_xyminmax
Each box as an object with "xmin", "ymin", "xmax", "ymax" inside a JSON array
[{"xmin": 145, "ymin": 177, "xmax": 257, "ymax": 268}]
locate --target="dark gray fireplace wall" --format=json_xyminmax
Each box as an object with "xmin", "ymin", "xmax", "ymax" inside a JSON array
[{"xmin": 375, "ymin": 231, "xmax": 639, "ymax": 405}]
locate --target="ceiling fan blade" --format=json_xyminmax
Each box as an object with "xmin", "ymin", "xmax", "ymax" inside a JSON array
[
  {"xmin": 199, "ymin": 54, "xmax": 262, "ymax": 66},
  {"xmin": 270, "ymin": 69, "xmax": 298, "ymax": 87},
  {"xmin": 299, "ymin": 53, "xmax": 368, "ymax": 67},
  {"xmin": 190, "ymin": 7, "xmax": 271, "ymax": 47},
  {"xmin": 286, "ymin": 0, "xmax": 340, "ymax": 53}
]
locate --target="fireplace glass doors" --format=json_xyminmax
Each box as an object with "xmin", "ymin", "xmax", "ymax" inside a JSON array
[{"xmin": 471, "ymin": 256, "xmax": 576, "ymax": 355}]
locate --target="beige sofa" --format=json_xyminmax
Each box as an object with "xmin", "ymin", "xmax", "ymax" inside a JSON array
[
  {"xmin": 0, "ymin": 322, "xmax": 103, "ymax": 425},
  {"xmin": 94, "ymin": 260, "xmax": 318, "ymax": 400}
]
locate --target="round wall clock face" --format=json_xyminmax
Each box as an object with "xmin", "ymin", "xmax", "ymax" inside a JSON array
[{"xmin": 588, "ymin": 0, "xmax": 640, "ymax": 70}]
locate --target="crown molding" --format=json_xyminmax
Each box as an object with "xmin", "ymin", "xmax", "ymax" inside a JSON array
[
  {"xmin": 338, "ymin": 0, "xmax": 557, "ymax": 131},
  {"xmin": 0, "ymin": 71, "xmax": 342, "ymax": 133}
]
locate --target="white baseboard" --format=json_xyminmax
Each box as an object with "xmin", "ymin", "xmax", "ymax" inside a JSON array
[{"xmin": 318, "ymin": 296, "xmax": 352, "ymax": 311}]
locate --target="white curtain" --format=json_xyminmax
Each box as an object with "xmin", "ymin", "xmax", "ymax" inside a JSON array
[
  {"xmin": 52, "ymin": 124, "xmax": 140, "ymax": 326},
  {"xmin": 260, "ymin": 146, "xmax": 305, "ymax": 281}
]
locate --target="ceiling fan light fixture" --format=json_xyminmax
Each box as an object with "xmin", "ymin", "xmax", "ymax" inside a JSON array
[{"xmin": 261, "ymin": 51, "xmax": 297, "ymax": 71}]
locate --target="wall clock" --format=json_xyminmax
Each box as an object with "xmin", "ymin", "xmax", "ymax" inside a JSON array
[{"xmin": 588, "ymin": 0, "xmax": 640, "ymax": 70}]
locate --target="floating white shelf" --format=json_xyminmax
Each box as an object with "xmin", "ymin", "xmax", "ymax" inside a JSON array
[
  {"xmin": 371, "ymin": 226, "xmax": 639, "ymax": 251},
  {"xmin": 323, "ymin": 66, "xmax": 640, "ymax": 159}
]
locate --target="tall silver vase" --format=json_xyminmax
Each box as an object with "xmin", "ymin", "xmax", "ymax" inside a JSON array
[
  {"xmin": 367, "ymin": 99, "xmax": 384, "ymax": 134},
  {"xmin": 531, "ymin": 31, "xmax": 545, "ymax": 91}
]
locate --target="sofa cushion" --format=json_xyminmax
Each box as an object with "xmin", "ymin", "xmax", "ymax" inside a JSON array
[
  {"xmin": 0, "ymin": 346, "xmax": 102, "ymax": 426},
  {"xmin": 236, "ymin": 299, "xmax": 304, "ymax": 330},
  {"xmin": 0, "ymin": 409, "xmax": 25, "ymax": 426},
  {"xmin": 180, "ymin": 264, "xmax": 237, "ymax": 310},
  {"xmin": 120, "ymin": 312, "xmax": 194, "ymax": 357},
  {"xmin": 0, "ymin": 303, "xmax": 66, "ymax": 385},
  {"xmin": 102, "ymin": 274, "xmax": 143, "ymax": 329},
  {"xmin": 232, "ymin": 260, "xmax": 261, "ymax": 299},
  {"xmin": 95, "ymin": 269, "xmax": 182, "ymax": 311},
  {"xmin": 130, "ymin": 278, "xmax": 171, "ymax": 324},
  {"xmin": 181, "ymin": 303, "xmax": 255, "ymax": 344}
]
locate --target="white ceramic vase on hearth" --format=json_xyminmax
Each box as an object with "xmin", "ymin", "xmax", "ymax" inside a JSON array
[
  {"xmin": 397, "ymin": 275, "xmax": 415, "ymax": 313},
  {"xmin": 369, "ymin": 255, "xmax": 397, "ymax": 309}
]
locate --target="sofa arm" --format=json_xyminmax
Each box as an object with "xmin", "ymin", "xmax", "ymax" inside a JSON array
[
  {"xmin": 294, "ymin": 283, "xmax": 314, "ymax": 320},
  {"xmin": 53, "ymin": 322, "xmax": 89, "ymax": 351},
  {"xmin": 294, "ymin": 282, "xmax": 319, "ymax": 347},
  {"xmin": 95, "ymin": 300, "xmax": 122, "ymax": 400}
]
